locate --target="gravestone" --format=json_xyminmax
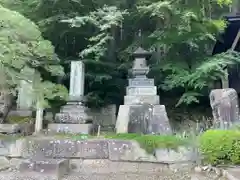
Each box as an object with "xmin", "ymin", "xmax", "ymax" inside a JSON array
[
  {"xmin": 210, "ymin": 88, "xmax": 240, "ymax": 129},
  {"xmin": 48, "ymin": 61, "xmax": 93, "ymax": 134},
  {"xmin": 116, "ymin": 47, "xmax": 172, "ymax": 134},
  {"xmin": 9, "ymin": 68, "xmax": 35, "ymax": 117}
]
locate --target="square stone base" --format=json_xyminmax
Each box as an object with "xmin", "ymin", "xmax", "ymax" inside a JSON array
[
  {"xmin": 48, "ymin": 123, "xmax": 93, "ymax": 134},
  {"xmin": 116, "ymin": 104, "xmax": 171, "ymax": 134},
  {"xmin": 124, "ymin": 95, "xmax": 159, "ymax": 105}
]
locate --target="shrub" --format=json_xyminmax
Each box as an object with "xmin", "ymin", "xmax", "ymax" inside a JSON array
[
  {"xmin": 105, "ymin": 133, "xmax": 189, "ymax": 153},
  {"xmin": 200, "ymin": 130, "xmax": 240, "ymax": 165}
]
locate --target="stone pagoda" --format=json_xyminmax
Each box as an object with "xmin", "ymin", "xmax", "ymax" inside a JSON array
[
  {"xmin": 48, "ymin": 61, "xmax": 93, "ymax": 134},
  {"xmin": 116, "ymin": 47, "xmax": 172, "ymax": 134}
]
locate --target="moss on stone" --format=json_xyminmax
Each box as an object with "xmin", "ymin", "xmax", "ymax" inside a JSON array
[{"xmin": 6, "ymin": 116, "xmax": 33, "ymax": 124}]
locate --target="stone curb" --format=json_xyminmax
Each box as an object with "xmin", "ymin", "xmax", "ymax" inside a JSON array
[{"xmin": 4, "ymin": 138, "xmax": 198, "ymax": 165}]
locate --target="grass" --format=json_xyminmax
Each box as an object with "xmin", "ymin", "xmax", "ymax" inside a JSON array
[{"xmin": 105, "ymin": 133, "xmax": 190, "ymax": 153}]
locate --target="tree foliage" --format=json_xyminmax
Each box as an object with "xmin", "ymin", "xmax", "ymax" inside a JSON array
[
  {"xmin": 0, "ymin": 5, "xmax": 68, "ymax": 108},
  {"xmin": 1, "ymin": 0, "xmax": 240, "ymax": 108}
]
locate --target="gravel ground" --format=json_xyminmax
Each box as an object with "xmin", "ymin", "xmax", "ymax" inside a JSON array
[{"xmin": 0, "ymin": 170, "xmax": 227, "ymax": 180}]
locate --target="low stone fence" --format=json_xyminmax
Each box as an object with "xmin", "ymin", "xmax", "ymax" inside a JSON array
[
  {"xmin": 0, "ymin": 138, "xmax": 238, "ymax": 180},
  {"xmin": 8, "ymin": 138, "xmax": 156, "ymax": 162}
]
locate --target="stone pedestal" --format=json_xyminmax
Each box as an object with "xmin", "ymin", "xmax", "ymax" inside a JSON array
[
  {"xmin": 116, "ymin": 47, "xmax": 172, "ymax": 134},
  {"xmin": 51, "ymin": 102, "xmax": 93, "ymax": 134}
]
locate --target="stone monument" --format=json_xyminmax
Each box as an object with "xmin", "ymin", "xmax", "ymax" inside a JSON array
[
  {"xmin": 210, "ymin": 88, "xmax": 240, "ymax": 129},
  {"xmin": 8, "ymin": 68, "xmax": 35, "ymax": 117},
  {"xmin": 116, "ymin": 47, "xmax": 172, "ymax": 134},
  {"xmin": 48, "ymin": 61, "xmax": 93, "ymax": 134}
]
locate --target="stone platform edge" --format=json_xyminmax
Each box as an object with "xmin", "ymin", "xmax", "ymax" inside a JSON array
[{"xmin": 5, "ymin": 138, "xmax": 195, "ymax": 164}]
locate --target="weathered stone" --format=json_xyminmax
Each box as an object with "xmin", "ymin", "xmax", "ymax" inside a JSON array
[
  {"xmin": 126, "ymin": 86, "xmax": 157, "ymax": 96},
  {"xmin": 60, "ymin": 104, "xmax": 88, "ymax": 113},
  {"xmin": 8, "ymin": 110, "xmax": 32, "ymax": 117},
  {"xmin": 8, "ymin": 138, "xmax": 29, "ymax": 158},
  {"xmin": 116, "ymin": 105, "xmax": 130, "ymax": 133},
  {"xmin": 54, "ymin": 112, "xmax": 90, "ymax": 124},
  {"xmin": 210, "ymin": 88, "xmax": 240, "ymax": 129},
  {"xmin": 124, "ymin": 95, "xmax": 159, "ymax": 105},
  {"xmin": 154, "ymin": 147, "xmax": 196, "ymax": 163},
  {"xmin": 0, "ymin": 124, "xmax": 22, "ymax": 134},
  {"xmin": 128, "ymin": 104, "xmax": 152, "ymax": 134},
  {"xmin": 69, "ymin": 61, "xmax": 85, "ymax": 102},
  {"xmin": 128, "ymin": 78, "xmax": 154, "ymax": 86},
  {"xmin": 150, "ymin": 105, "xmax": 172, "ymax": 134},
  {"xmin": 79, "ymin": 140, "xmax": 109, "ymax": 159},
  {"xmin": 108, "ymin": 140, "xmax": 133, "ymax": 161},
  {"xmin": 48, "ymin": 123, "xmax": 93, "ymax": 134},
  {"xmin": 19, "ymin": 159, "xmax": 69, "ymax": 178},
  {"xmin": 28, "ymin": 139, "xmax": 79, "ymax": 159}
]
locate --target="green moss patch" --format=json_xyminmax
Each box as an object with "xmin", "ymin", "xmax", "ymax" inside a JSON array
[
  {"xmin": 105, "ymin": 133, "xmax": 189, "ymax": 153},
  {"xmin": 6, "ymin": 116, "xmax": 33, "ymax": 124}
]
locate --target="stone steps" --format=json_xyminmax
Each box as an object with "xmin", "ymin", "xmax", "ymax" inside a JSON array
[{"xmin": 19, "ymin": 159, "xmax": 69, "ymax": 180}]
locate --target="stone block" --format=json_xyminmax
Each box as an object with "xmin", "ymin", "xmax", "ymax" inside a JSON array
[
  {"xmin": 108, "ymin": 140, "xmax": 133, "ymax": 161},
  {"xmin": 128, "ymin": 105, "xmax": 152, "ymax": 134},
  {"xmin": 128, "ymin": 78, "xmax": 154, "ymax": 86},
  {"xmin": 48, "ymin": 123, "xmax": 93, "ymax": 134},
  {"xmin": 126, "ymin": 86, "xmax": 157, "ymax": 96},
  {"xmin": 60, "ymin": 104, "xmax": 88, "ymax": 113},
  {"xmin": 150, "ymin": 105, "xmax": 172, "ymax": 134},
  {"xmin": 79, "ymin": 139, "xmax": 109, "ymax": 159},
  {"xmin": 154, "ymin": 147, "xmax": 196, "ymax": 163},
  {"xmin": 124, "ymin": 95, "xmax": 159, "ymax": 105},
  {"xmin": 19, "ymin": 159, "xmax": 69, "ymax": 179},
  {"xmin": 0, "ymin": 124, "xmax": 22, "ymax": 134},
  {"xmin": 8, "ymin": 110, "xmax": 32, "ymax": 117},
  {"xmin": 28, "ymin": 139, "xmax": 78, "ymax": 159},
  {"xmin": 115, "ymin": 105, "xmax": 130, "ymax": 133},
  {"xmin": 54, "ymin": 112, "xmax": 91, "ymax": 124},
  {"xmin": 8, "ymin": 138, "xmax": 28, "ymax": 158}
]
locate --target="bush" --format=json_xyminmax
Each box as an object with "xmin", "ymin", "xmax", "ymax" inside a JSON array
[
  {"xmin": 105, "ymin": 133, "xmax": 189, "ymax": 153},
  {"xmin": 200, "ymin": 130, "xmax": 240, "ymax": 165}
]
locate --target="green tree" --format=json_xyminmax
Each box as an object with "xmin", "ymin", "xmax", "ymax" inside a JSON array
[
  {"xmin": 0, "ymin": 5, "xmax": 68, "ymax": 121},
  {"xmin": 2, "ymin": 0, "xmax": 240, "ymax": 110},
  {"xmin": 137, "ymin": 0, "xmax": 240, "ymax": 106}
]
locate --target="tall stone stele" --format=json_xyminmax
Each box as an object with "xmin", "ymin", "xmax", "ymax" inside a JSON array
[
  {"xmin": 116, "ymin": 47, "xmax": 172, "ymax": 134},
  {"xmin": 48, "ymin": 61, "xmax": 93, "ymax": 134}
]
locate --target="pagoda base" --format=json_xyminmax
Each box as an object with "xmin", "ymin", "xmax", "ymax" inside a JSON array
[
  {"xmin": 116, "ymin": 104, "xmax": 172, "ymax": 135},
  {"xmin": 124, "ymin": 95, "xmax": 160, "ymax": 105}
]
